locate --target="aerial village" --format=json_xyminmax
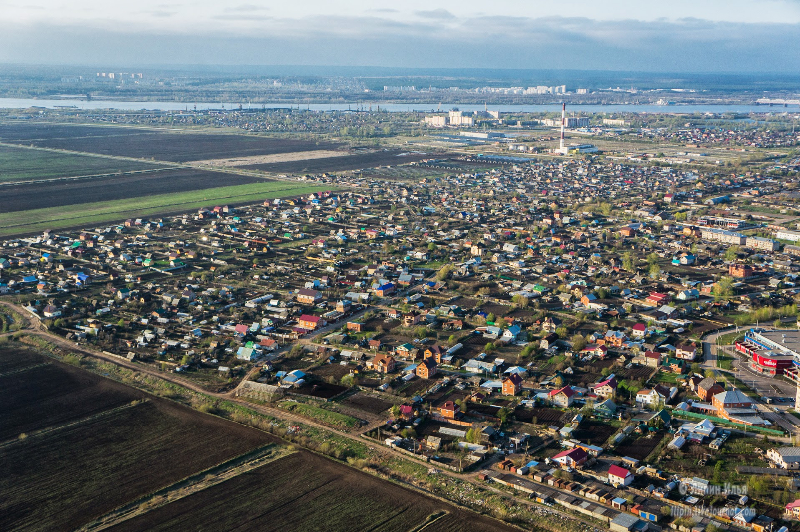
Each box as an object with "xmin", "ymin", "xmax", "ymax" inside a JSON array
[{"xmin": 6, "ymin": 154, "xmax": 800, "ymax": 532}]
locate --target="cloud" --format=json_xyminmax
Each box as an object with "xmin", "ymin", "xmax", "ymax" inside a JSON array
[
  {"xmin": 224, "ymin": 4, "xmax": 269, "ymax": 13},
  {"xmin": 0, "ymin": 15, "xmax": 798, "ymax": 73},
  {"xmin": 415, "ymin": 9, "xmax": 456, "ymax": 20}
]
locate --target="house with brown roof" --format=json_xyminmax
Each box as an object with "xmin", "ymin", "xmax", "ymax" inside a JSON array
[
  {"xmin": 370, "ymin": 353, "xmax": 396, "ymax": 374},
  {"xmin": 296, "ymin": 288, "xmax": 322, "ymax": 305},
  {"xmin": 697, "ymin": 378, "xmax": 724, "ymax": 401},
  {"xmin": 675, "ymin": 342, "xmax": 698, "ymax": 361},
  {"xmin": 424, "ymin": 345, "xmax": 444, "ymax": 363},
  {"xmin": 548, "ymin": 386, "xmax": 575, "ymax": 408},
  {"xmin": 416, "ymin": 358, "xmax": 438, "ymax": 379},
  {"xmin": 502, "ymin": 374, "xmax": 523, "ymax": 396}
]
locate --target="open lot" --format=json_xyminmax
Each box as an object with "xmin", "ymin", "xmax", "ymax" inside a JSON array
[
  {"xmin": 0, "ymin": 347, "xmax": 274, "ymax": 532},
  {"xmin": 0, "ymin": 144, "xmax": 163, "ymax": 183},
  {"xmin": 0, "ymin": 168, "xmax": 265, "ymax": 213},
  {"xmin": 615, "ymin": 434, "xmax": 665, "ymax": 461},
  {"xmin": 105, "ymin": 451, "xmax": 516, "ymax": 532},
  {"xmin": 242, "ymin": 150, "xmax": 437, "ymax": 174},
  {"xmin": 8, "ymin": 128, "xmax": 338, "ymax": 163}
]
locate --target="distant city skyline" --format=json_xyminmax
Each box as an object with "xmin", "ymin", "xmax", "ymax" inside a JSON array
[{"xmin": 1, "ymin": 0, "xmax": 799, "ymax": 72}]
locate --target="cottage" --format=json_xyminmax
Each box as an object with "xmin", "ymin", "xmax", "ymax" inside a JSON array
[
  {"xmin": 416, "ymin": 358, "xmax": 438, "ymax": 379},
  {"xmin": 608, "ymin": 464, "xmax": 634, "ymax": 487},
  {"xmin": 548, "ymin": 386, "xmax": 575, "ymax": 408},
  {"xmin": 502, "ymin": 374, "xmax": 523, "ymax": 396}
]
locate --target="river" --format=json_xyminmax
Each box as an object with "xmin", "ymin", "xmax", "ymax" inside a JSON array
[{"xmin": 1, "ymin": 97, "xmax": 797, "ymax": 114}]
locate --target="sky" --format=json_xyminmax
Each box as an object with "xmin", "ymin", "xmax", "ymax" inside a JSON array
[{"xmin": 1, "ymin": 0, "xmax": 799, "ymax": 72}]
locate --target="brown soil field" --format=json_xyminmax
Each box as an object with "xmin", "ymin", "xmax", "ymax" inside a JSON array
[
  {"xmin": 8, "ymin": 128, "xmax": 338, "ymax": 163},
  {"xmin": 514, "ymin": 407, "xmax": 567, "ymax": 425},
  {"xmin": 106, "ymin": 452, "xmax": 516, "ymax": 532},
  {"xmin": 0, "ymin": 123, "xmax": 153, "ymax": 142},
  {"xmin": 0, "ymin": 355, "xmax": 139, "ymax": 440},
  {"xmin": 619, "ymin": 365, "xmax": 656, "ymax": 382},
  {"xmin": 0, "ymin": 347, "xmax": 274, "ymax": 532},
  {"xmin": 0, "ymin": 168, "xmax": 265, "ymax": 213},
  {"xmin": 571, "ymin": 421, "xmax": 617, "ymax": 444},
  {"xmin": 291, "ymin": 381, "xmax": 349, "ymax": 399},
  {"xmin": 242, "ymin": 150, "xmax": 436, "ymax": 174},
  {"xmin": 615, "ymin": 434, "xmax": 666, "ymax": 461},
  {"xmin": 341, "ymin": 393, "xmax": 394, "ymax": 415}
]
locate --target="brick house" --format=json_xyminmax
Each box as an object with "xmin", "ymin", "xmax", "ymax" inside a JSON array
[
  {"xmin": 296, "ymin": 288, "xmax": 322, "ymax": 305},
  {"xmin": 416, "ymin": 358, "xmax": 438, "ymax": 379},
  {"xmin": 502, "ymin": 374, "xmax": 523, "ymax": 396},
  {"xmin": 298, "ymin": 314, "xmax": 322, "ymax": 330}
]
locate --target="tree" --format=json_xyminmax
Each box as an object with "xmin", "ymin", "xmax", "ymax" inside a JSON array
[
  {"xmin": 427, "ymin": 242, "xmax": 437, "ymax": 251},
  {"xmin": 601, "ymin": 367, "xmax": 612, "ymax": 378},
  {"xmin": 552, "ymin": 375, "xmax": 564, "ymax": 388},
  {"xmin": 649, "ymin": 263, "xmax": 661, "ymax": 279},
  {"xmin": 622, "ymin": 252, "xmax": 634, "ymax": 272},
  {"xmin": 647, "ymin": 252, "xmax": 659, "ymax": 267},
  {"xmin": 712, "ymin": 276, "xmax": 734, "ymax": 301},
  {"xmin": 674, "ymin": 212, "xmax": 687, "ymax": 222},
  {"xmin": 448, "ymin": 334, "xmax": 456, "ymax": 346},
  {"xmin": 436, "ymin": 264, "xmax": 453, "ymax": 281},
  {"xmin": 465, "ymin": 427, "xmax": 481, "ymax": 444},
  {"xmin": 485, "ymin": 342, "xmax": 496, "ymax": 354},
  {"xmin": 487, "ymin": 313, "xmax": 496, "ymax": 323},
  {"xmin": 391, "ymin": 405, "xmax": 401, "ymax": 419},
  {"xmin": 724, "ymin": 246, "xmax": 741, "ymax": 261},
  {"xmin": 555, "ymin": 326, "xmax": 568, "ymax": 338},
  {"xmin": 571, "ymin": 333, "xmax": 587, "ymax": 353},
  {"xmin": 498, "ymin": 407, "xmax": 510, "ymax": 425}
]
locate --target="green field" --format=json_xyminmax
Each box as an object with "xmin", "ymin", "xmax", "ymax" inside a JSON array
[
  {"xmin": 0, "ymin": 144, "xmax": 163, "ymax": 182},
  {"xmin": 0, "ymin": 181, "xmax": 344, "ymax": 237}
]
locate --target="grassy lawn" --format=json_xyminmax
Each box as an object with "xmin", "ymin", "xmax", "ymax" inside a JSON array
[
  {"xmin": 0, "ymin": 144, "xmax": 163, "ymax": 182},
  {"xmin": 0, "ymin": 182, "xmax": 345, "ymax": 237}
]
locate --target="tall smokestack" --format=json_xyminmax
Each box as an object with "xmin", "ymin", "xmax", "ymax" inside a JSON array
[{"xmin": 560, "ymin": 102, "xmax": 566, "ymax": 151}]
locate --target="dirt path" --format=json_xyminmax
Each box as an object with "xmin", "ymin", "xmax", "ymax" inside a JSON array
[{"xmin": 187, "ymin": 150, "xmax": 346, "ymax": 167}]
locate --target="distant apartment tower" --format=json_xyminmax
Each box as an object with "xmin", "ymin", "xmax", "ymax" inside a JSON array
[
  {"xmin": 448, "ymin": 110, "xmax": 474, "ymax": 127},
  {"xmin": 603, "ymin": 118, "xmax": 630, "ymax": 126},
  {"xmin": 777, "ymin": 230, "xmax": 800, "ymax": 242},
  {"xmin": 576, "ymin": 88, "xmax": 589, "ymax": 94},
  {"xmin": 424, "ymin": 115, "xmax": 447, "ymax": 127},
  {"xmin": 543, "ymin": 116, "xmax": 589, "ymax": 128}
]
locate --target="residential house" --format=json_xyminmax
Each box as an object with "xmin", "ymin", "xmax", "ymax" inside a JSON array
[
  {"xmin": 296, "ymin": 288, "xmax": 322, "ymax": 305},
  {"xmin": 548, "ymin": 386, "xmax": 575, "ymax": 408},
  {"xmin": 502, "ymin": 374, "xmax": 523, "ymax": 396},
  {"xmin": 592, "ymin": 377, "xmax": 617, "ymax": 399},
  {"xmin": 608, "ymin": 465, "xmax": 634, "ymax": 487},
  {"xmin": 416, "ymin": 358, "xmax": 437, "ymax": 379},
  {"xmin": 675, "ymin": 342, "xmax": 698, "ymax": 361},
  {"xmin": 552, "ymin": 447, "xmax": 588, "ymax": 468},
  {"xmin": 298, "ymin": 314, "xmax": 322, "ymax": 330},
  {"xmin": 767, "ymin": 447, "xmax": 800, "ymax": 470},
  {"xmin": 370, "ymin": 353, "xmax": 396, "ymax": 374},
  {"xmin": 697, "ymin": 378, "xmax": 724, "ymax": 401}
]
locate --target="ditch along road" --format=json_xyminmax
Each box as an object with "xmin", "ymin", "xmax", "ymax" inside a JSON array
[{"xmin": 0, "ymin": 300, "xmax": 603, "ymax": 531}]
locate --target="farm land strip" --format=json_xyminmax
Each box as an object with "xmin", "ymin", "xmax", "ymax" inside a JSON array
[
  {"xmin": 3, "ymin": 127, "xmax": 341, "ymax": 162},
  {"xmin": 0, "ymin": 168, "xmax": 266, "ymax": 213},
  {"xmin": 0, "ymin": 347, "xmax": 276, "ymax": 532},
  {"xmin": 0, "ymin": 144, "xmax": 165, "ymax": 183},
  {"xmin": 104, "ymin": 451, "xmax": 516, "ymax": 532},
  {"xmin": 0, "ymin": 182, "xmax": 343, "ymax": 237}
]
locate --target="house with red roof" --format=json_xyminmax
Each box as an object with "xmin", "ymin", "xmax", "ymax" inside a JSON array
[
  {"xmin": 552, "ymin": 447, "xmax": 588, "ymax": 468},
  {"xmin": 608, "ymin": 464, "xmax": 633, "ymax": 486},
  {"xmin": 298, "ymin": 314, "xmax": 322, "ymax": 330},
  {"xmin": 785, "ymin": 499, "xmax": 800, "ymax": 519},
  {"xmin": 646, "ymin": 292, "xmax": 669, "ymax": 306},
  {"xmin": 631, "ymin": 323, "xmax": 647, "ymax": 339},
  {"xmin": 592, "ymin": 377, "xmax": 617, "ymax": 399},
  {"xmin": 548, "ymin": 386, "xmax": 575, "ymax": 408}
]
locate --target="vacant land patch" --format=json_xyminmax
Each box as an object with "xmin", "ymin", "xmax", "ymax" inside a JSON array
[
  {"xmin": 0, "ymin": 168, "xmax": 265, "ymax": 213},
  {"xmin": 105, "ymin": 451, "xmax": 516, "ymax": 532},
  {"xmin": 0, "ymin": 144, "xmax": 163, "ymax": 183},
  {"xmin": 188, "ymin": 149, "xmax": 346, "ymax": 167},
  {"xmin": 615, "ymin": 434, "xmax": 665, "ymax": 461},
  {"xmin": 243, "ymin": 150, "xmax": 436, "ymax": 174},
  {"xmin": 0, "ymin": 347, "xmax": 274, "ymax": 532}
]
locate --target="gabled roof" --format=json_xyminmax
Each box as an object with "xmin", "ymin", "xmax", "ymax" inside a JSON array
[
  {"xmin": 549, "ymin": 386, "xmax": 575, "ymax": 398},
  {"xmin": 608, "ymin": 465, "xmax": 631, "ymax": 479}
]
